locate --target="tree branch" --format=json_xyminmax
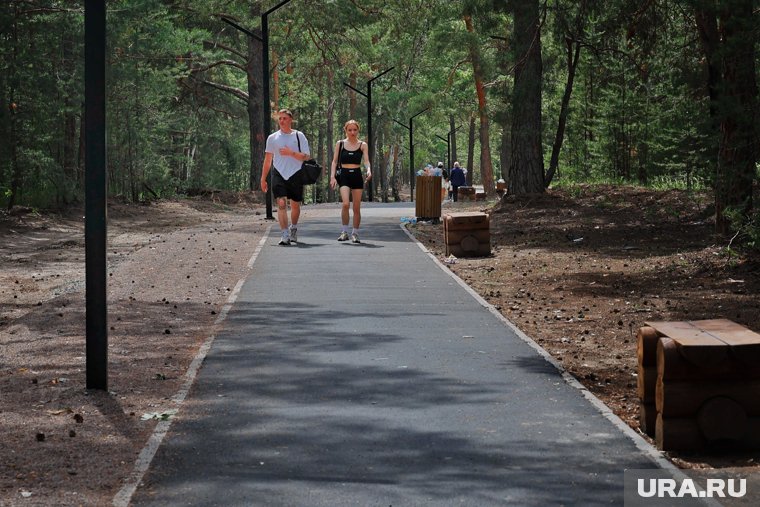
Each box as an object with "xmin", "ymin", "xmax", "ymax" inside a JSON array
[
  {"xmin": 194, "ymin": 59, "xmax": 247, "ymax": 74},
  {"xmin": 203, "ymin": 40, "xmax": 248, "ymax": 61},
  {"xmin": 199, "ymin": 79, "xmax": 249, "ymax": 104}
]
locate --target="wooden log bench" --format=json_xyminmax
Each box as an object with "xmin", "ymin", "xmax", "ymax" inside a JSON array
[
  {"xmin": 636, "ymin": 319, "xmax": 760, "ymax": 451},
  {"xmin": 443, "ymin": 212, "xmax": 491, "ymax": 258},
  {"xmin": 457, "ymin": 186, "xmax": 476, "ymax": 201}
]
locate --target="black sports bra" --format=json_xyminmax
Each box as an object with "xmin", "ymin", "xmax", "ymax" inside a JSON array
[{"xmin": 339, "ymin": 141, "xmax": 363, "ymax": 165}]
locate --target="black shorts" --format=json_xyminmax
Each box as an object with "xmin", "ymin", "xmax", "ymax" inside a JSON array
[
  {"xmin": 271, "ymin": 169, "xmax": 303, "ymax": 202},
  {"xmin": 337, "ymin": 168, "xmax": 364, "ymax": 190}
]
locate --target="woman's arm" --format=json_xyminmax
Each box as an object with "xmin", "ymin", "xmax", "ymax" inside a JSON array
[{"xmin": 362, "ymin": 141, "xmax": 372, "ymax": 180}]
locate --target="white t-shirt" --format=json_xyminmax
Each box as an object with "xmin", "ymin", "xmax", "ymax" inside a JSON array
[{"xmin": 265, "ymin": 130, "xmax": 311, "ymax": 181}]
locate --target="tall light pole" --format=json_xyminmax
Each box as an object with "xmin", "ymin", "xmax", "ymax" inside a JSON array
[
  {"xmin": 436, "ymin": 125, "xmax": 462, "ymax": 171},
  {"xmin": 435, "ymin": 134, "xmax": 449, "ymax": 171},
  {"xmin": 343, "ymin": 67, "xmax": 394, "ymax": 202},
  {"xmin": 393, "ymin": 107, "xmax": 429, "ymax": 201},
  {"xmin": 84, "ymin": 0, "xmax": 107, "ymax": 390}
]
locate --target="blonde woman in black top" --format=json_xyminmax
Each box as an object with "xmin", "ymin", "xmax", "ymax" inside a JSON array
[{"xmin": 330, "ymin": 119, "xmax": 372, "ymax": 243}]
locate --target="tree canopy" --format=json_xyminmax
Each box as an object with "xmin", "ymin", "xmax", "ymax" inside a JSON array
[{"xmin": 1, "ymin": 0, "xmax": 757, "ymax": 232}]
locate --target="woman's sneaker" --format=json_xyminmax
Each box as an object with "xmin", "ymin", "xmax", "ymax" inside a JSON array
[
  {"xmin": 351, "ymin": 233, "xmax": 360, "ymax": 243},
  {"xmin": 338, "ymin": 231, "xmax": 349, "ymax": 242}
]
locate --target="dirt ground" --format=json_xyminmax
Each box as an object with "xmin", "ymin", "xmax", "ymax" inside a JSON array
[{"xmin": 1, "ymin": 185, "xmax": 759, "ymax": 505}]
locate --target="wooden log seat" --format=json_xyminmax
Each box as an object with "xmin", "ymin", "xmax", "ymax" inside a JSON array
[
  {"xmin": 443, "ymin": 212, "xmax": 491, "ymax": 258},
  {"xmin": 637, "ymin": 319, "xmax": 760, "ymax": 451}
]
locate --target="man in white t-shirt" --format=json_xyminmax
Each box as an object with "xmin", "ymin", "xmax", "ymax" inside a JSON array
[{"xmin": 260, "ymin": 109, "xmax": 311, "ymax": 245}]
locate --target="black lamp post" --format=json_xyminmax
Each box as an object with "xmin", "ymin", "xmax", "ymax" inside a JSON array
[
  {"xmin": 435, "ymin": 134, "xmax": 449, "ymax": 171},
  {"xmin": 84, "ymin": 0, "xmax": 108, "ymax": 390},
  {"xmin": 393, "ymin": 107, "xmax": 429, "ymax": 201},
  {"xmin": 224, "ymin": 0, "xmax": 293, "ymax": 220},
  {"xmin": 261, "ymin": 0, "xmax": 293, "ymax": 217},
  {"xmin": 435, "ymin": 124, "xmax": 462, "ymax": 171},
  {"xmin": 343, "ymin": 67, "xmax": 394, "ymax": 202}
]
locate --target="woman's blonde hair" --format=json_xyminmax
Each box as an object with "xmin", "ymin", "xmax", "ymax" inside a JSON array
[{"xmin": 343, "ymin": 119, "xmax": 360, "ymax": 133}]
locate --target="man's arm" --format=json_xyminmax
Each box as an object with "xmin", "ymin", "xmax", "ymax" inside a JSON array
[
  {"xmin": 260, "ymin": 152, "xmax": 273, "ymax": 192},
  {"xmin": 279, "ymin": 145, "xmax": 310, "ymax": 161},
  {"xmin": 279, "ymin": 134, "xmax": 310, "ymax": 161}
]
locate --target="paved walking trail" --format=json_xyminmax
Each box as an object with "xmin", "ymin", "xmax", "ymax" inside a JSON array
[{"xmin": 128, "ymin": 203, "xmax": 670, "ymax": 506}]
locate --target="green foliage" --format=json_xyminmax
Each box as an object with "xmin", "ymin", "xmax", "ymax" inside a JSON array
[
  {"xmin": 724, "ymin": 206, "xmax": 760, "ymax": 251},
  {"xmin": 0, "ymin": 0, "xmax": 755, "ymax": 209}
]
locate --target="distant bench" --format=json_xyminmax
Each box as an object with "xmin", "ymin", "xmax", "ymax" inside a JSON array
[
  {"xmin": 443, "ymin": 212, "xmax": 491, "ymax": 258},
  {"xmin": 458, "ymin": 186, "xmax": 476, "ymax": 201},
  {"xmin": 637, "ymin": 319, "xmax": 760, "ymax": 451}
]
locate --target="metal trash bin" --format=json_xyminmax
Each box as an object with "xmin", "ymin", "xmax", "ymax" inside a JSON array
[{"xmin": 415, "ymin": 176, "xmax": 442, "ymax": 222}]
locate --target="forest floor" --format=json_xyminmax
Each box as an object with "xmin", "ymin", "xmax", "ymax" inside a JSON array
[{"xmin": 1, "ymin": 185, "xmax": 759, "ymax": 505}]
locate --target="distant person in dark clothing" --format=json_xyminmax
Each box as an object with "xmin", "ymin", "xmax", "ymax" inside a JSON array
[{"xmin": 449, "ymin": 161, "xmax": 466, "ymax": 202}]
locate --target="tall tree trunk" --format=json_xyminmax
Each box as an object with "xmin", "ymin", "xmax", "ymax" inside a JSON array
[
  {"xmin": 7, "ymin": 11, "xmax": 21, "ymax": 210},
  {"xmin": 467, "ymin": 113, "xmax": 475, "ymax": 186},
  {"xmin": 326, "ymin": 95, "xmax": 336, "ymax": 202},
  {"xmin": 349, "ymin": 72, "xmax": 357, "ymax": 119},
  {"xmin": 500, "ymin": 127, "xmax": 510, "ymax": 181},
  {"xmin": 316, "ymin": 101, "xmax": 325, "ymax": 203},
  {"xmin": 272, "ymin": 49, "xmax": 280, "ymax": 112},
  {"xmin": 464, "ymin": 15, "xmax": 495, "ymax": 196},
  {"xmin": 246, "ymin": 8, "xmax": 265, "ymax": 192},
  {"xmin": 391, "ymin": 143, "xmax": 401, "ymax": 201},
  {"xmin": 77, "ymin": 102, "xmax": 85, "ymax": 185},
  {"xmin": 508, "ymin": 0, "xmax": 544, "ymax": 196},
  {"xmin": 695, "ymin": 0, "xmax": 758, "ymax": 234},
  {"xmin": 449, "ymin": 115, "xmax": 458, "ymax": 166},
  {"xmin": 62, "ymin": 29, "xmax": 77, "ymax": 202},
  {"xmin": 377, "ymin": 124, "xmax": 388, "ymax": 202},
  {"xmin": 8, "ymin": 87, "xmax": 20, "ymax": 210},
  {"xmin": 545, "ymin": 38, "xmax": 581, "ymax": 187}
]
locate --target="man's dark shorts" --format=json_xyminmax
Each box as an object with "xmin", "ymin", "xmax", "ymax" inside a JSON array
[{"xmin": 272, "ymin": 169, "xmax": 303, "ymax": 202}]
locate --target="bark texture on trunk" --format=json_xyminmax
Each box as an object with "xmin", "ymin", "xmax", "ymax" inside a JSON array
[
  {"xmin": 545, "ymin": 38, "xmax": 581, "ymax": 187},
  {"xmin": 695, "ymin": 1, "xmax": 758, "ymax": 235},
  {"xmin": 246, "ymin": 25, "xmax": 265, "ymax": 191},
  {"xmin": 464, "ymin": 15, "xmax": 495, "ymax": 196},
  {"xmin": 508, "ymin": 0, "xmax": 545, "ymax": 196}
]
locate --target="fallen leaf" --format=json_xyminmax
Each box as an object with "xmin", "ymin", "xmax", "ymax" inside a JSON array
[
  {"xmin": 141, "ymin": 409, "xmax": 177, "ymax": 421},
  {"xmin": 48, "ymin": 408, "xmax": 73, "ymax": 416}
]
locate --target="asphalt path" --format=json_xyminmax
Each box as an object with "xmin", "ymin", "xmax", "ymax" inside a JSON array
[{"xmin": 129, "ymin": 203, "xmax": 666, "ymax": 506}]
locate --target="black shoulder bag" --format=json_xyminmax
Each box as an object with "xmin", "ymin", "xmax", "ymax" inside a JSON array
[{"xmin": 295, "ymin": 131, "xmax": 322, "ymax": 185}]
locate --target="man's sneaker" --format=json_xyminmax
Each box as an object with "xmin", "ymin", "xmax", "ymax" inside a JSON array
[
  {"xmin": 338, "ymin": 231, "xmax": 350, "ymax": 242},
  {"xmin": 278, "ymin": 236, "xmax": 291, "ymax": 246},
  {"xmin": 351, "ymin": 233, "xmax": 360, "ymax": 244},
  {"xmin": 289, "ymin": 227, "xmax": 298, "ymax": 243}
]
